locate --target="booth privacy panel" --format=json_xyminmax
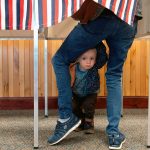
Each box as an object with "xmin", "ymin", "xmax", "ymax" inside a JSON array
[
  {"xmin": 0, "ymin": 0, "xmax": 82, "ymax": 30},
  {"xmin": 0, "ymin": 0, "xmax": 149, "ymax": 39},
  {"xmin": 0, "ymin": 0, "xmax": 33, "ymax": 30},
  {"xmin": 0, "ymin": 0, "xmax": 138, "ymax": 30}
]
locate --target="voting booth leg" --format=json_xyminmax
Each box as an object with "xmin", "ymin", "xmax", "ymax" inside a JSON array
[
  {"xmin": 44, "ymin": 40, "xmax": 48, "ymax": 117},
  {"xmin": 34, "ymin": 28, "xmax": 39, "ymax": 149}
]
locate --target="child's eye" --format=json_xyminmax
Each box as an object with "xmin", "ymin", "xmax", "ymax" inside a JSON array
[
  {"xmin": 82, "ymin": 57, "xmax": 86, "ymax": 60},
  {"xmin": 90, "ymin": 57, "xmax": 94, "ymax": 60}
]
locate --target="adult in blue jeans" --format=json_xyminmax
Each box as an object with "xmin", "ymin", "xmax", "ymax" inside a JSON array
[{"xmin": 48, "ymin": 0, "xmax": 142, "ymax": 149}]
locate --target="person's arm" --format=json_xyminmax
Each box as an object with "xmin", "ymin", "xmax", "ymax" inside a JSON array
[{"xmin": 95, "ymin": 42, "xmax": 108, "ymax": 69}]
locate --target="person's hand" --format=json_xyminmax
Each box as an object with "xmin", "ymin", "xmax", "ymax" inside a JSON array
[
  {"xmin": 72, "ymin": 0, "xmax": 91, "ymax": 23},
  {"xmin": 72, "ymin": 0, "xmax": 101, "ymax": 24}
]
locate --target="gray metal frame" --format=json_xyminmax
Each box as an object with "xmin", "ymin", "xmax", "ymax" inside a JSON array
[
  {"xmin": 44, "ymin": 40, "xmax": 48, "ymax": 117},
  {"xmin": 33, "ymin": 0, "xmax": 39, "ymax": 148},
  {"xmin": 34, "ymin": 38, "xmax": 48, "ymax": 148}
]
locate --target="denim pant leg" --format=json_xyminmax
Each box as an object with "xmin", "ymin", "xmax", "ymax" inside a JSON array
[
  {"xmin": 52, "ymin": 24, "xmax": 102, "ymax": 119},
  {"xmin": 105, "ymin": 20, "xmax": 138, "ymax": 135},
  {"xmin": 52, "ymin": 54, "xmax": 72, "ymax": 119}
]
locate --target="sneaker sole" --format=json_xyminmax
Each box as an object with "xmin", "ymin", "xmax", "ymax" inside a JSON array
[
  {"xmin": 84, "ymin": 129, "xmax": 94, "ymax": 134},
  {"xmin": 74, "ymin": 128, "xmax": 83, "ymax": 132},
  {"xmin": 109, "ymin": 138, "xmax": 126, "ymax": 150},
  {"xmin": 49, "ymin": 120, "xmax": 81, "ymax": 145}
]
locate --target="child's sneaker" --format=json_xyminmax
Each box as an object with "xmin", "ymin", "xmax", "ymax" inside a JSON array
[
  {"xmin": 84, "ymin": 121, "xmax": 94, "ymax": 134},
  {"xmin": 48, "ymin": 114, "xmax": 81, "ymax": 145},
  {"xmin": 108, "ymin": 132, "xmax": 126, "ymax": 149},
  {"xmin": 74, "ymin": 123, "xmax": 84, "ymax": 132},
  {"xmin": 74, "ymin": 119, "xmax": 85, "ymax": 132}
]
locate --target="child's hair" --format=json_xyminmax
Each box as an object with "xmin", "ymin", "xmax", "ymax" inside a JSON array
[
  {"xmin": 70, "ymin": 47, "xmax": 98, "ymax": 68},
  {"xmin": 77, "ymin": 48, "xmax": 97, "ymax": 62},
  {"xmin": 70, "ymin": 42, "xmax": 106, "ymax": 69}
]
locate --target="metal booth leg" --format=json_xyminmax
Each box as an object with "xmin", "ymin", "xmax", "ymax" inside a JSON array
[
  {"xmin": 44, "ymin": 40, "xmax": 48, "ymax": 117},
  {"xmin": 34, "ymin": 28, "xmax": 39, "ymax": 149}
]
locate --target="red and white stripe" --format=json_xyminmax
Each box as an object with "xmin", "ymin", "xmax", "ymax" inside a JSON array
[
  {"xmin": 1, "ymin": 0, "xmax": 5, "ymax": 30},
  {"xmin": 0, "ymin": 0, "xmax": 33, "ymax": 30},
  {"xmin": 47, "ymin": 0, "xmax": 52, "ymax": 27},
  {"xmin": 35, "ymin": 0, "xmax": 84, "ymax": 28},
  {"xmin": 12, "ymin": 0, "xmax": 17, "ymax": 29},
  {"xmin": 93, "ymin": 0, "xmax": 137, "ymax": 25}
]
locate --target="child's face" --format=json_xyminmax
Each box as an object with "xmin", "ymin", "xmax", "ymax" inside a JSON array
[{"xmin": 78, "ymin": 49, "xmax": 96, "ymax": 71}]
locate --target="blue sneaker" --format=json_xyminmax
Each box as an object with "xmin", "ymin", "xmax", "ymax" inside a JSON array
[
  {"xmin": 108, "ymin": 132, "xmax": 126, "ymax": 149},
  {"xmin": 48, "ymin": 114, "xmax": 81, "ymax": 145}
]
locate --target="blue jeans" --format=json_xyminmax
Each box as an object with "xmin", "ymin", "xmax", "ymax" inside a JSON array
[{"xmin": 52, "ymin": 9, "xmax": 137, "ymax": 135}]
